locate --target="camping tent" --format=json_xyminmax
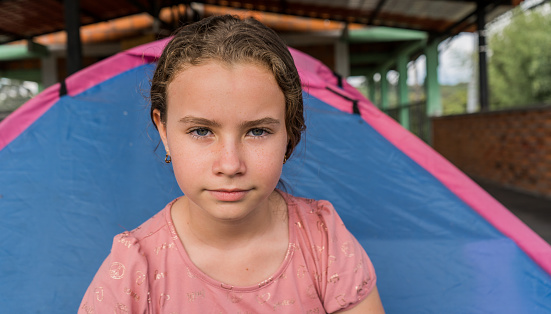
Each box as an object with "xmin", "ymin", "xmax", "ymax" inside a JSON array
[{"xmin": 1, "ymin": 38, "xmax": 550, "ymax": 313}]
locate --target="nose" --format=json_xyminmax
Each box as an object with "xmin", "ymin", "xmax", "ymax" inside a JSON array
[{"xmin": 212, "ymin": 139, "xmax": 246, "ymax": 177}]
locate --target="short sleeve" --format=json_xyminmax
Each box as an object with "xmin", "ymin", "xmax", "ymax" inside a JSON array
[
  {"xmin": 314, "ymin": 200, "xmax": 377, "ymax": 313},
  {"xmin": 79, "ymin": 232, "xmax": 150, "ymax": 313}
]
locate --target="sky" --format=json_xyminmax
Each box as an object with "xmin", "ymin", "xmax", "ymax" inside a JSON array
[
  {"xmin": 403, "ymin": 31, "xmax": 482, "ymax": 86},
  {"xmin": 435, "ymin": 33, "xmax": 476, "ymax": 85}
]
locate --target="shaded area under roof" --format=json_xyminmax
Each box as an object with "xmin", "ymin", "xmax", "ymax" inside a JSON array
[{"xmin": 0, "ymin": 0, "xmax": 523, "ymax": 45}]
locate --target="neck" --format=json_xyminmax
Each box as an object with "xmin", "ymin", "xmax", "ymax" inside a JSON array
[{"xmin": 177, "ymin": 191, "xmax": 286, "ymax": 250}]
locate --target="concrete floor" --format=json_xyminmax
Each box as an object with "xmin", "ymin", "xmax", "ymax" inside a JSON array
[{"xmin": 475, "ymin": 179, "xmax": 551, "ymax": 245}]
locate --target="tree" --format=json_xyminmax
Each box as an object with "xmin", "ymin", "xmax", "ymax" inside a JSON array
[
  {"xmin": 441, "ymin": 83, "xmax": 468, "ymax": 115},
  {"xmin": 489, "ymin": 5, "xmax": 551, "ymax": 108}
]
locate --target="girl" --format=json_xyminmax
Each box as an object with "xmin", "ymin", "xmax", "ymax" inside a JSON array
[{"xmin": 80, "ymin": 15, "xmax": 384, "ymax": 313}]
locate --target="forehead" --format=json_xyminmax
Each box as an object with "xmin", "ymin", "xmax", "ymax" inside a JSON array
[{"xmin": 166, "ymin": 60, "xmax": 285, "ymax": 120}]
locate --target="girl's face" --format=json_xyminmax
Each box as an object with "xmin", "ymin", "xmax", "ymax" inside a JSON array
[{"xmin": 154, "ymin": 61, "xmax": 288, "ymax": 222}]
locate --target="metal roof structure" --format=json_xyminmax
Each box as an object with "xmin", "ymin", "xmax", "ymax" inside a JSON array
[
  {"xmin": 0, "ymin": 0, "xmax": 523, "ymax": 45},
  {"xmin": 0, "ymin": 0, "xmax": 527, "ymax": 114}
]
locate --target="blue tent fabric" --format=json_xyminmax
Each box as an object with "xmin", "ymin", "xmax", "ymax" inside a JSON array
[
  {"xmin": 284, "ymin": 95, "xmax": 551, "ymax": 313},
  {"xmin": 1, "ymin": 64, "xmax": 180, "ymax": 312},
  {"xmin": 1, "ymin": 46, "xmax": 551, "ymax": 312}
]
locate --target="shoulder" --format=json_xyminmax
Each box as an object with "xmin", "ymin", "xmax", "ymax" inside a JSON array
[
  {"xmin": 286, "ymin": 194, "xmax": 354, "ymax": 256},
  {"xmin": 79, "ymin": 200, "xmax": 177, "ymax": 313},
  {"xmin": 129, "ymin": 199, "xmax": 176, "ymax": 241},
  {"xmin": 284, "ymin": 193, "xmax": 334, "ymax": 218},
  {"xmin": 104, "ymin": 203, "xmax": 169, "ymax": 260},
  {"xmin": 285, "ymin": 193, "xmax": 345, "ymax": 239},
  {"xmin": 285, "ymin": 193, "xmax": 377, "ymax": 313}
]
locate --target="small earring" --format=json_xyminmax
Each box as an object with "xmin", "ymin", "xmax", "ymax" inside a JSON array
[
  {"xmin": 283, "ymin": 155, "xmax": 288, "ymax": 164},
  {"xmin": 165, "ymin": 154, "xmax": 171, "ymax": 164}
]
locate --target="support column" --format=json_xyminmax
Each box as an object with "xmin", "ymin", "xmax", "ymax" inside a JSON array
[
  {"xmin": 425, "ymin": 40, "xmax": 442, "ymax": 117},
  {"xmin": 380, "ymin": 70, "xmax": 389, "ymax": 110},
  {"xmin": 152, "ymin": 0, "xmax": 162, "ymax": 34},
  {"xmin": 397, "ymin": 54, "xmax": 410, "ymax": 129},
  {"xmin": 477, "ymin": 0, "xmax": 489, "ymax": 111},
  {"xmin": 64, "ymin": 0, "xmax": 82, "ymax": 76},
  {"xmin": 41, "ymin": 54, "xmax": 57, "ymax": 91},
  {"xmin": 467, "ymin": 52, "xmax": 478, "ymax": 113},
  {"xmin": 367, "ymin": 74, "xmax": 376, "ymax": 104},
  {"xmin": 335, "ymin": 24, "xmax": 350, "ymax": 77}
]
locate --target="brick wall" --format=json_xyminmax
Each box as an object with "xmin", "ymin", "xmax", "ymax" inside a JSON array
[{"xmin": 432, "ymin": 106, "xmax": 551, "ymax": 197}]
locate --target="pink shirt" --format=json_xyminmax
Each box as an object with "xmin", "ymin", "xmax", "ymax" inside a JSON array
[{"xmin": 80, "ymin": 192, "xmax": 376, "ymax": 313}]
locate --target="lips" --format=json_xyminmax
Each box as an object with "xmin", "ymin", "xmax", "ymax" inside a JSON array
[{"xmin": 208, "ymin": 189, "xmax": 249, "ymax": 202}]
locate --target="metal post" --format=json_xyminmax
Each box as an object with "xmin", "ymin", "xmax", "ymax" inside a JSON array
[
  {"xmin": 477, "ymin": 0, "xmax": 489, "ymax": 111},
  {"xmin": 41, "ymin": 54, "xmax": 57, "ymax": 90},
  {"xmin": 64, "ymin": 0, "xmax": 82, "ymax": 76},
  {"xmin": 335, "ymin": 23, "xmax": 350, "ymax": 77},
  {"xmin": 397, "ymin": 54, "xmax": 410, "ymax": 130},
  {"xmin": 367, "ymin": 74, "xmax": 376, "ymax": 104},
  {"xmin": 380, "ymin": 70, "xmax": 389, "ymax": 110},
  {"xmin": 425, "ymin": 40, "xmax": 442, "ymax": 117}
]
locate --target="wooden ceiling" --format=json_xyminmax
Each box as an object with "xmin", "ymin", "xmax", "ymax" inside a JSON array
[{"xmin": 0, "ymin": 0, "xmax": 524, "ymax": 45}]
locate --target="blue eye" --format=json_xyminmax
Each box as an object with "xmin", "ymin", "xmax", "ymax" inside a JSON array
[
  {"xmin": 190, "ymin": 128, "xmax": 211, "ymax": 137},
  {"xmin": 249, "ymin": 128, "xmax": 266, "ymax": 136}
]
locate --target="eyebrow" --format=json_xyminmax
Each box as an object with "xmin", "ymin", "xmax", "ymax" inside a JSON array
[
  {"xmin": 178, "ymin": 116, "xmax": 221, "ymax": 127},
  {"xmin": 241, "ymin": 117, "xmax": 281, "ymax": 129},
  {"xmin": 178, "ymin": 116, "xmax": 280, "ymax": 129}
]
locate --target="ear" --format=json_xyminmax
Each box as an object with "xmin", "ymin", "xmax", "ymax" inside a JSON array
[{"xmin": 153, "ymin": 109, "xmax": 169, "ymax": 154}]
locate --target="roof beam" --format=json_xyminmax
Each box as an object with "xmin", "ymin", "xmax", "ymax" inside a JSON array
[
  {"xmin": 52, "ymin": 0, "xmax": 103, "ymax": 22},
  {"xmin": 378, "ymin": 39, "xmax": 427, "ymax": 72},
  {"xmin": 0, "ymin": 0, "xmax": 525, "ymax": 46},
  {"xmin": 349, "ymin": 27, "xmax": 428, "ymax": 43},
  {"xmin": 125, "ymin": 0, "xmax": 153, "ymax": 15},
  {"xmin": 278, "ymin": 0, "xmax": 288, "ymax": 14},
  {"xmin": 350, "ymin": 53, "xmax": 389, "ymax": 64},
  {"xmin": 434, "ymin": 0, "xmax": 505, "ymax": 39},
  {"xmin": 368, "ymin": 0, "xmax": 387, "ymax": 25},
  {"xmin": 150, "ymin": 0, "xmax": 162, "ymax": 17},
  {"xmin": 0, "ymin": 41, "xmax": 49, "ymax": 61},
  {"xmin": 199, "ymin": 0, "xmax": 457, "ymax": 33},
  {"xmin": 0, "ymin": 27, "xmax": 22, "ymax": 42},
  {"xmin": 350, "ymin": 38, "xmax": 427, "ymax": 75}
]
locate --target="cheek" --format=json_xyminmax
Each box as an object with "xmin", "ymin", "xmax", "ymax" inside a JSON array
[
  {"xmin": 170, "ymin": 153, "xmax": 208, "ymax": 194},
  {"xmin": 171, "ymin": 149, "xmax": 208, "ymax": 173},
  {"xmin": 166, "ymin": 136, "xmax": 206, "ymax": 177},
  {"xmin": 250, "ymin": 143, "xmax": 285, "ymax": 177}
]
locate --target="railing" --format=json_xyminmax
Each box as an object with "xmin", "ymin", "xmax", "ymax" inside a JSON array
[
  {"xmin": 383, "ymin": 100, "xmax": 430, "ymax": 143},
  {"xmin": 0, "ymin": 82, "xmax": 35, "ymax": 122}
]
